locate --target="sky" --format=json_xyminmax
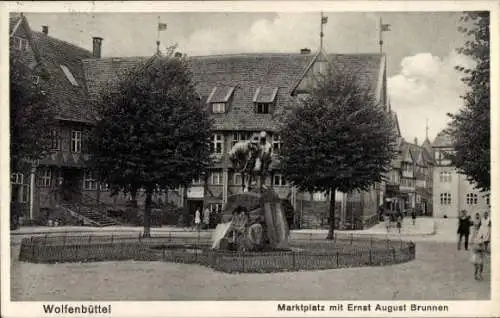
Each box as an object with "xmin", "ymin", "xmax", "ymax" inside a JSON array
[{"xmin": 21, "ymin": 11, "xmax": 475, "ymax": 144}]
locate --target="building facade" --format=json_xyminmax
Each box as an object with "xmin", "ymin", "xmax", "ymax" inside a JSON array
[
  {"xmin": 432, "ymin": 131, "xmax": 489, "ymax": 218},
  {"xmin": 11, "ymin": 14, "xmax": 396, "ymax": 229}
]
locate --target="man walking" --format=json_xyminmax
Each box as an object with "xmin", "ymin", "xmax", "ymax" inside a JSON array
[{"xmin": 457, "ymin": 210, "xmax": 472, "ymax": 250}]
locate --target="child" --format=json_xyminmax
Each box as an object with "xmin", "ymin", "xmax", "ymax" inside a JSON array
[
  {"xmin": 471, "ymin": 213, "xmax": 482, "ymax": 244},
  {"xmin": 396, "ymin": 215, "xmax": 402, "ymax": 234},
  {"xmin": 471, "ymin": 242, "xmax": 485, "ymax": 280}
]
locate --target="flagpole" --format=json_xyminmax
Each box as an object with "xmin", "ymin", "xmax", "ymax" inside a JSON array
[
  {"xmin": 156, "ymin": 16, "xmax": 160, "ymax": 55},
  {"xmin": 379, "ymin": 17, "xmax": 383, "ymax": 53},
  {"xmin": 320, "ymin": 11, "xmax": 324, "ymax": 52}
]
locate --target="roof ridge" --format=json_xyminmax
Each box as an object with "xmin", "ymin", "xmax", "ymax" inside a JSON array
[{"xmin": 32, "ymin": 31, "xmax": 92, "ymax": 56}]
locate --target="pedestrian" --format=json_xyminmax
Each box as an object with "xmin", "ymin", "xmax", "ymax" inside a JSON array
[
  {"xmin": 411, "ymin": 209, "xmax": 417, "ymax": 226},
  {"xmin": 194, "ymin": 207, "xmax": 201, "ymax": 231},
  {"xmin": 396, "ymin": 215, "xmax": 402, "ymax": 234},
  {"xmin": 384, "ymin": 213, "xmax": 391, "ymax": 233},
  {"xmin": 478, "ymin": 211, "xmax": 491, "ymax": 253},
  {"xmin": 471, "ymin": 242, "xmax": 485, "ymax": 280},
  {"xmin": 457, "ymin": 210, "xmax": 472, "ymax": 250},
  {"xmin": 471, "ymin": 212, "xmax": 482, "ymax": 244},
  {"xmin": 203, "ymin": 206, "xmax": 211, "ymax": 229}
]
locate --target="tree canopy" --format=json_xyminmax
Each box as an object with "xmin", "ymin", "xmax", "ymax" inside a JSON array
[
  {"xmin": 447, "ymin": 12, "xmax": 490, "ymax": 192},
  {"xmin": 89, "ymin": 52, "xmax": 213, "ymax": 236},
  {"xmin": 10, "ymin": 51, "xmax": 55, "ymax": 171},
  {"xmin": 279, "ymin": 66, "xmax": 397, "ymax": 238}
]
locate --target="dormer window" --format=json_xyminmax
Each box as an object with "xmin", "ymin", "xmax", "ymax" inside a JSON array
[
  {"xmin": 212, "ymin": 102, "xmax": 226, "ymax": 114},
  {"xmin": 60, "ymin": 65, "xmax": 79, "ymax": 86},
  {"xmin": 256, "ymin": 103, "xmax": 270, "ymax": 114},
  {"xmin": 253, "ymin": 86, "xmax": 278, "ymax": 114},
  {"xmin": 12, "ymin": 36, "xmax": 28, "ymax": 51},
  {"xmin": 207, "ymin": 86, "xmax": 235, "ymax": 114}
]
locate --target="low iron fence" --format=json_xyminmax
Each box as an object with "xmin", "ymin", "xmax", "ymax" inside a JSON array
[{"xmin": 18, "ymin": 233, "xmax": 416, "ymax": 273}]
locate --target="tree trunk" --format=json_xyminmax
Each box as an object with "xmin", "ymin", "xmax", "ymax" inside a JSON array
[
  {"xmin": 326, "ymin": 187, "xmax": 336, "ymax": 240},
  {"xmin": 96, "ymin": 180, "xmax": 101, "ymax": 208},
  {"xmin": 143, "ymin": 191, "xmax": 152, "ymax": 238}
]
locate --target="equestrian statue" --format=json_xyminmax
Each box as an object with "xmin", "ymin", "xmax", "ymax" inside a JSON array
[
  {"xmin": 211, "ymin": 131, "xmax": 289, "ymax": 252},
  {"xmin": 228, "ymin": 131, "xmax": 272, "ymax": 192}
]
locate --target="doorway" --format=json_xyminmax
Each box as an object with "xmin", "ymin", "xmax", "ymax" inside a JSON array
[{"xmin": 61, "ymin": 168, "xmax": 83, "ymax": 203}]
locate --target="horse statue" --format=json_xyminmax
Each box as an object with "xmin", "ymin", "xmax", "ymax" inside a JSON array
[{"xmin": 228, "ymin": 131, "xmax": 272, "ymax": 192}]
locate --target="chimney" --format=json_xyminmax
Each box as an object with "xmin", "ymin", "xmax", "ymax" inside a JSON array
[
  {"xmin": 300, "ymin": 48, "xmax": 311, "ymax": 55},
  {"xmin": 414, "ymin": 137, "xmax": 418, "ymax": 145},
  {"xmin": 42, "ymin": 25, "xmax": 48, "ymax": 35},
  {"xmin": 92, "ymin": 37, "xmax": 103, "ymax": 58}
]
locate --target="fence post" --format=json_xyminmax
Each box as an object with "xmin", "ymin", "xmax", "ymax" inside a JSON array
[
  {"xmin": 336, "ymin": 251, "xmax": 339, "ymax": 267},
  {"xmin": 370, "ymin": 236, "xmax": 373, "ymax": 248},
  {"xmin": 44, "ymin": 234, "xmax": 48, "ymax": 246},
  {"xmin": 392, "ymin": 248, "xmax": 396, "ymax": 261},
  {"xmin": 400, "ymin": 239, "xmax": 403, "ymax": 249},
  {"xmin": 111, "ymin": 234, "xmax": 114, "ymax": 244},
  {"xmin": 162, "ymin": 248, "xmax": 165, "ymax": 261},
  {"xmin": 369, "ymin": 249, "xmax": 372, "ymax": 265},
  {"xmin": 62, "ymin": 235, "xmax": 66, "ymax": 247},
  {"xmin": 292, "ymin": 252, "xmax": 296, "ymax": 270},
  {"xmin": 350, "ymin": 234, "xmax": 353, "ymax": 245},
  {"xmin": 88, "ymin": 235, "xmax": 92, "ymax": 244}
]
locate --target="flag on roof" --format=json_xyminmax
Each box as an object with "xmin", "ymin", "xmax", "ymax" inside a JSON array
[
  {"xmin": 381, "ymin": 23, "xmax": 391, "ymax": 32},
  {"xmin": 158, "ymin": 22, "xmax": 167, "ymax": 31},
  {"xmin": 321, "ymin": 16, "xmax": 328, "ymax": 24}
]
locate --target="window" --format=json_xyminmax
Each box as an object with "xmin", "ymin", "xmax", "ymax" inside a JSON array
[
  {"xmin": 192, "ymin": 176, "xmax": 203, "ymax": 185},
  {"xmin": 440, "ymin": 193, "xmax": 451, "ymax": 205},
  {"xmin": 273, "ymin": 174, "xmax": 287, "ymax": 186},
  {"xmin": 212, "ymin": 134, "xmax": 223, "ymax": 155},
  {"xmin": 233, "ymin": 173, "xmax": 242, "ymax": 185},
  {"xmin": 51, "ymin": 129, "xmax": 61, "ymax": 150},
  {"xmin": 255, "ymin": 103, "xmax": 270, "ymax": 114},
  {"xmin": 486, "ymin": 196, "xmax": 490, "ymax": 206},
  {"xmin": 272, "ymin": 134, "xmax": 283, "ymax": 155},
  {"xmin": 19, "ymin": 184, "xmax": 29, "ymax": 203},
  {"xmin": 12, "ymin": 36, "xmax": 28, "ymax": 51},
  {"xmin": 83, "ymin": 170, "xmax": 98, "ymax": 190},
  {"xmin": 60, "ymin": 65, "xmax": 79, "ymax": 86},
  {"xmin": 100, "ymin": 183, "xmax": 110, "ymax": 191},
  {"xmin": 210, "ymin": 172, "xmax": 223, "ymax": 185},
  {"xmin": 313, "ymin": 191, "xmax": 327, "ymax": 201},
  {"xmin": 212, "ymin": 102, "xmax": 226, "ymax": 114},
  {"xmin": 466, "ymin": 193, "xmax": 478, "ymax": 205},
  {"xmin": 439, "ymin": 171, "xmax": 452, "ymax": 183},
  {"xmin": 209, "ymin": 203, "xmax": 223, "ymax": 214},
  {"xmin": 232, "ymin": 132, "xmax": 250, "ymax": 147},
  {"xmin": 38, "ymin": 167, "xmax": 52, "ymax": 188},
  {"xmin": 71, "ymin": 130, "xmax": 82, "ymax": 153},
  {"xmin": 11, "ymin": 173, "xmax": 23, "ymax": 185}
]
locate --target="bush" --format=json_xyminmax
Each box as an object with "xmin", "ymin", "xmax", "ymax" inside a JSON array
[{"xmin": 10, "ymin": 202, "xmax": 21, "ymax": 230}]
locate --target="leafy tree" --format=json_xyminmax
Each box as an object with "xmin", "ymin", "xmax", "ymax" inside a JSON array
[
  {"xmin": 447, "ymin": 12, "xmax": 490, "ymax": 192},
  {"xmin": 10, "ymin": 52, "xmax": 54, "ymax": 172},
  {"xmin": 89, "ymin": 52, "xmax": 213, "ymax": 237},
  {"xmin": 279, "ymin": 66, "xmax": 397, "ymax": 239}
]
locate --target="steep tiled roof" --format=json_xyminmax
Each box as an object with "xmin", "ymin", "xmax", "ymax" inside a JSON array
[
  {"xmin": 9, "ymin": 15, "xmax": 22, "ymax": 34},
  {"xmin": 30, "ymin": 32, "xmax": 94, "ymax": 122},
  {"xmin": 82, "ymin": 52, "xmax": 383, "ymax": 131},
  {"xmin": 432, "ymin": 130, "xmax": 454, "ymax": 148}
]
